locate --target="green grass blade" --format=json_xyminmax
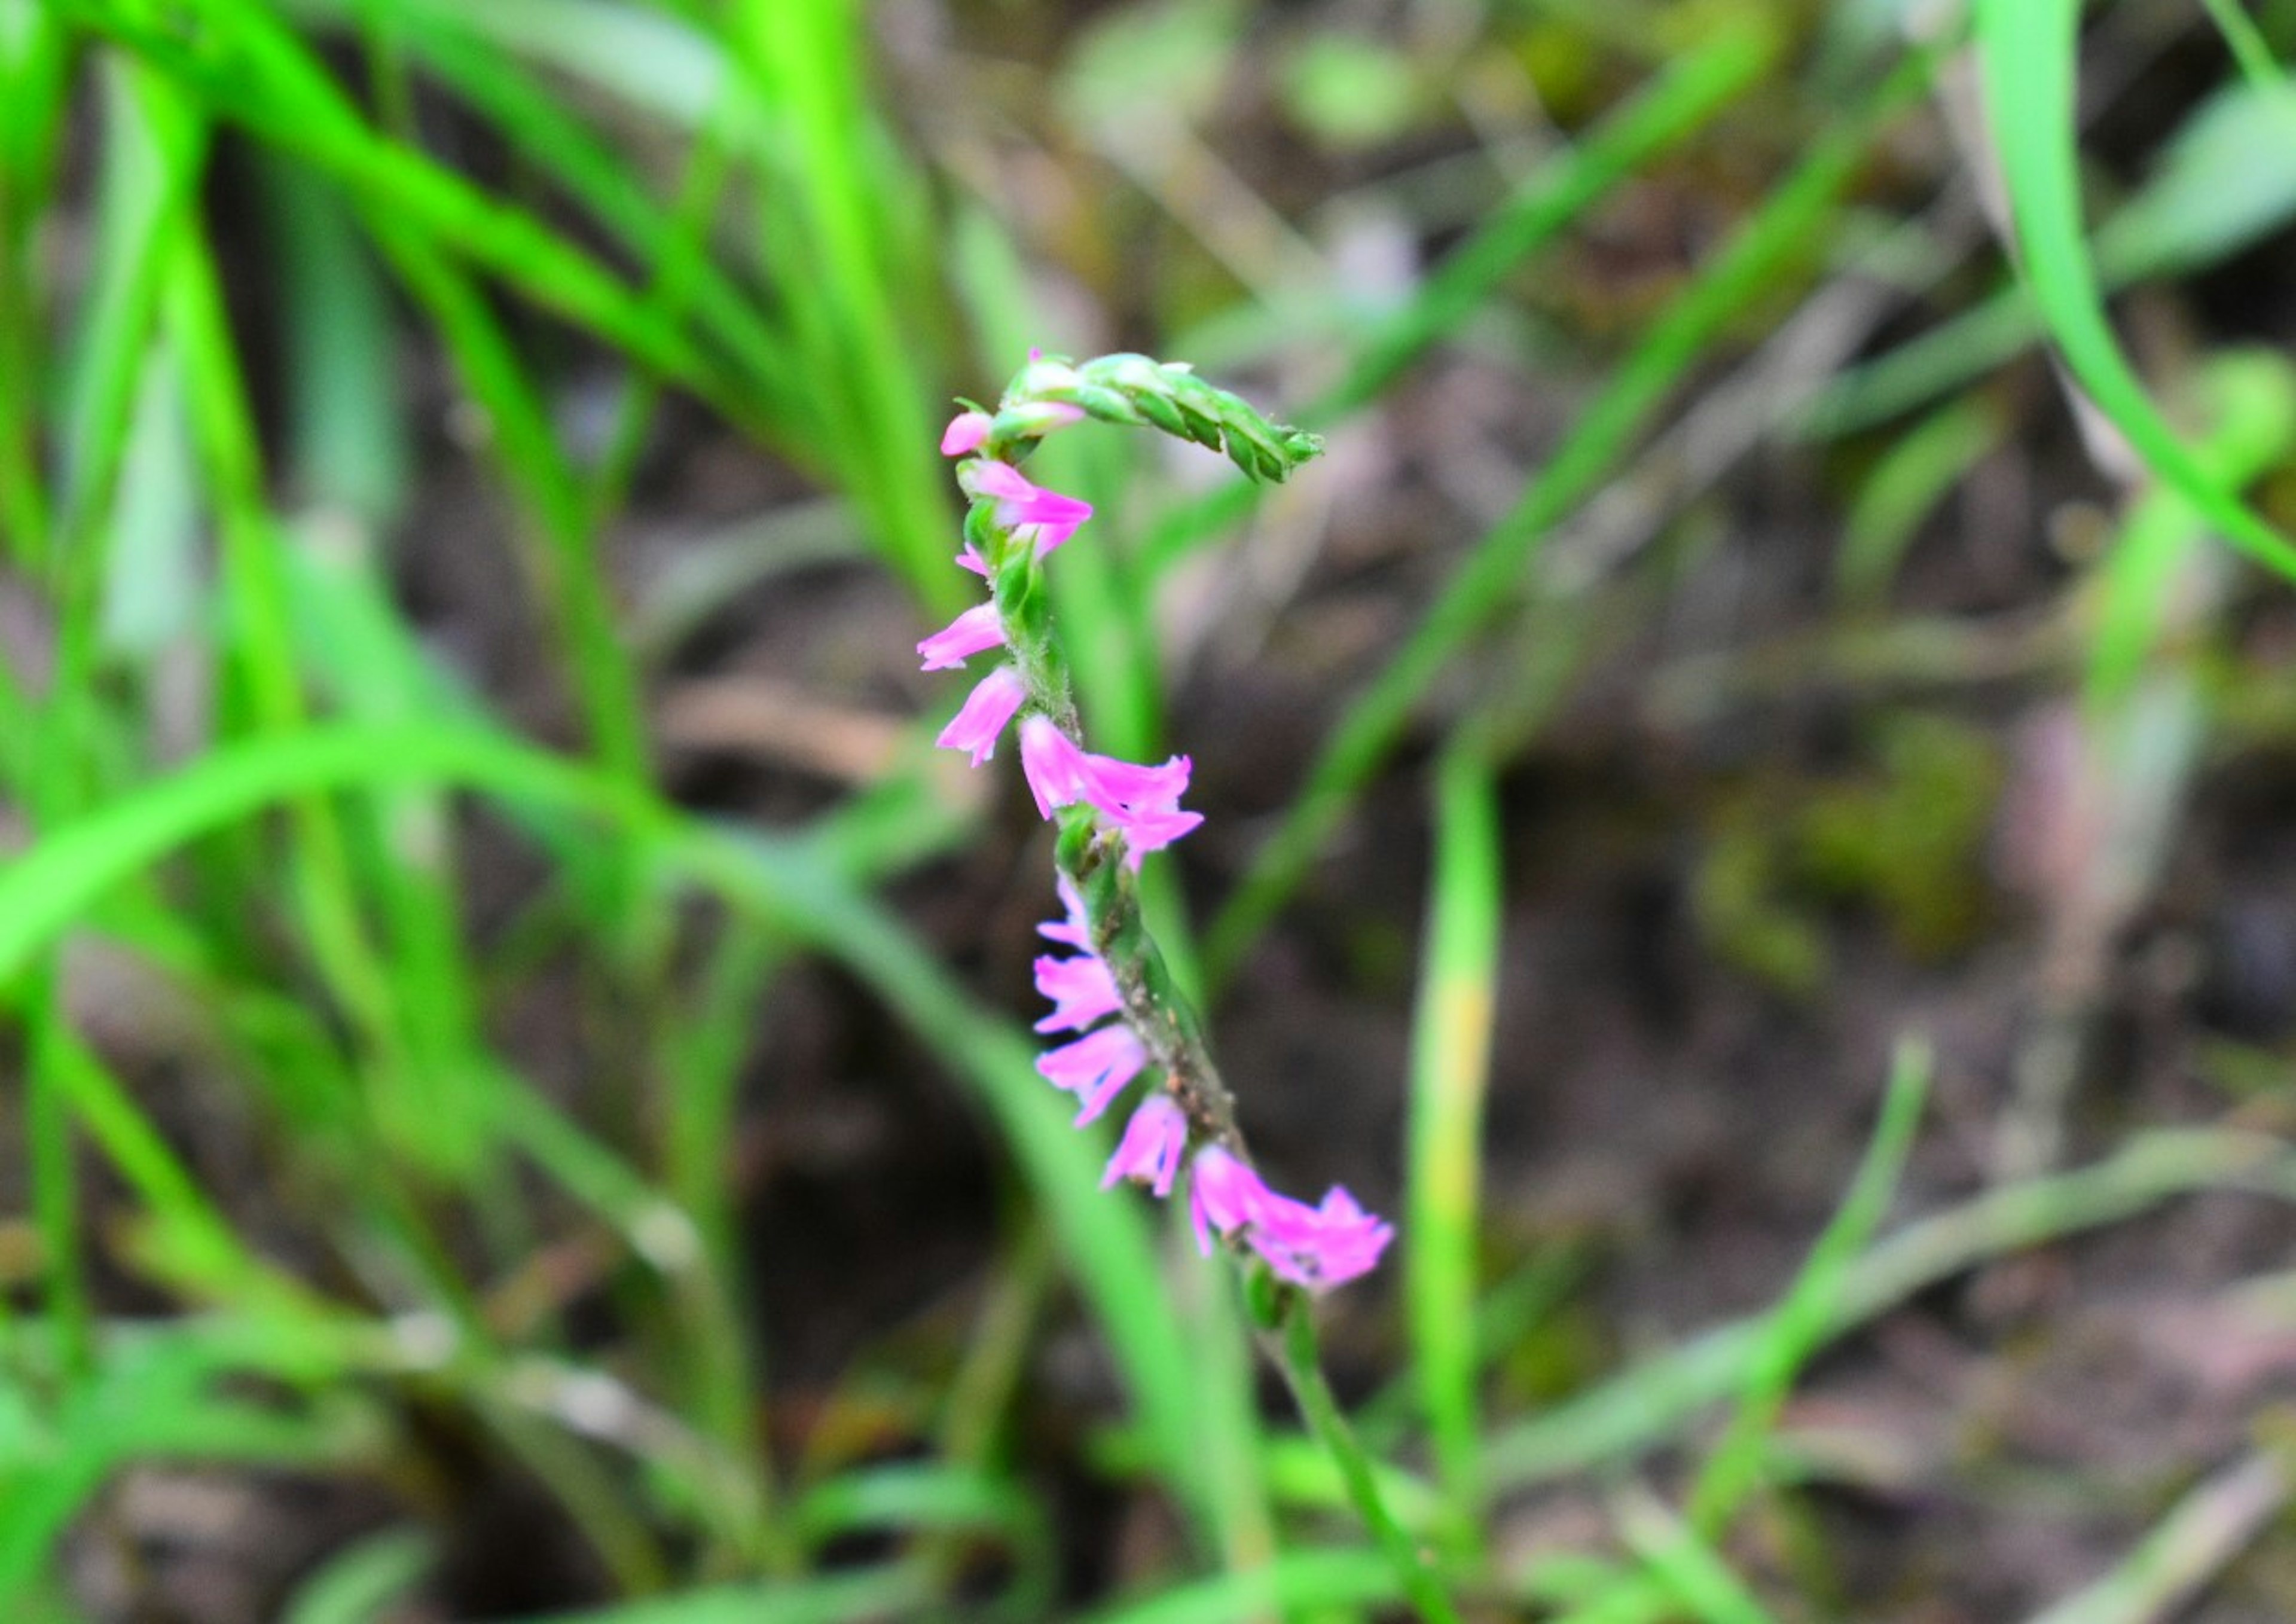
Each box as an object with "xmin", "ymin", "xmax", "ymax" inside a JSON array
[
  {"xmin": 1684, "ymin": 1039, "xmax": 1929, "ymax": 1536},
  {"xmin": 1486, "ymin": 1127, "xmax": 2294, "ymax": 1492},
  {"xmin": 279, "ymin": 1528, "xmax": 435, "ymax": 1624},
  {"xmin": 1079, "ymin": 1547, "xmax": 1400, "ymax": 1623},
  {"xmin": 1974, "ymin": 0, "xmax": 2296, "ymax": 579},
  {"xmin": 1613, "ymin": 1486, "xmax": 1780, "ymax": 1624},
  {"xmin": 2021, "ymin": 1447, "xmax": 2292, "ymax": 1624},
  {"xmin": 1406, "ymin": 741, "xmax": 1502, "ymax": 1559}
]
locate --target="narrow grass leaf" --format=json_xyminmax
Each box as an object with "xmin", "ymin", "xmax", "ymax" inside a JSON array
[
  {"xmin": 1406, "ymin": 740, "xmax": 1503, "ymax": 1556},
  {"xmin": 1974, "ymin": 0, "xmax": 2296, "ymax": 579},
  {"xmin": 1685, "ymin": 1039, "xmax": 1929, "ymax": 1535}
]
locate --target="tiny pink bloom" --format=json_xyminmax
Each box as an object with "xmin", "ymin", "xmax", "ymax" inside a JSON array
[
  {"xmin": 957, "ymin": 542, "xmax": 991, "ymax": 579},
  {"xmin": 1103, "ymin": 1094, "xmax": 1189, "ymax": 1198},
  {"xmin": 1076, "ymin": 752, "xmax": 1203, "ymax": 866},
  {"xmin": 1033, "ymin": 953, "xmax": 1122, "ymax": 1033},
  {"xmin": 936, "ymin": 667, "xmax": 1027, "ymax": 766},
  {"xmin": 967, "ymin": 461, "xmax": 1094, "ymax": 535},
  {"xmin": 1036, "ymin": 1024, "xmax": 1147, "ymax": 1125},
  {"xmin": 1039, "ymin": 871, "xmax": 1092, "ymax": 951},
  {"xmin": 941, "ymin": 410, "xmax": 992, "ymax": 456},
  {"xmin": 1019, "ymin": 715, "xmax": 1091, "ymax": 818},
  {"xmin": 1188, "ymin": 1146, "xmax": 1274, "ymax": 1256},
  {"xmin": 1245, "ymin": 1186, "xmax": 1394, "ymax": 1291},
  {"xmin": 917, "ymin": 603, "xmax": 1005, "ymax": 671}
]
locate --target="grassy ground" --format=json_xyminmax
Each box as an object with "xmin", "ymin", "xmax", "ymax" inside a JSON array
[{"xmin": 5, "ymin": 0, "xmax": 2296, "ymax": 1619}]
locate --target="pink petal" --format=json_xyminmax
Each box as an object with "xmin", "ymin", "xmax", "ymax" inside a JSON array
[
  {"xmin": 917, "ymin": 603, "xmax": 1005, "ymax": 671},
  {"xmin": 935, "ymin": 667, "xmax": 1027, "ymax": 766},
  {"xmin": 941, "ymin": 410, "xmax": 993, "ymax": 456}
]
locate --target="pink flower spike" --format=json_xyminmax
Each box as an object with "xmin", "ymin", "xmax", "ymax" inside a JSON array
[
  {"xmin": 968, "ymin": 461, "xmax": 1094, "ymax": 535},
  {"xmin": 917, "ymin": 603, "xmax": 1005, "ymax": 671},
  {"xmin": 1103, "ymin": 1095, "xmax": 1189, "ymax": 1198},
  {"xmin": 1019, "ymin": 716, "xmax": 1091, "ymax": 818},
  {"xmin": 1036, "ymin": 1024, "xmax": 1147, "ymax": 1125},
  {"xmin": 1039, "ymin": 871, "xmax": 1092, "ymax": 951},
  {"xmin": 941, "ymin": 410, "xmax": 992, "ymax": 456},
  {"xmin": 1033, "ymin": 953, "xmax": 1122, "ymax": 1033},
  {"xmin": 956, "ymin": 543, "xmax": 991, "ymax": 579},
  {"xmin": 1187, "ymin": 1146, "xmax": 1273, "ymax": 1256},
  {"xmin": 936, "ymin": 667, "xmax": 1027, "ymax": 766}
]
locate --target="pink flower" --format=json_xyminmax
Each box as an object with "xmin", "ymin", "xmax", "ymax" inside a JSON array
[
  {"xmin": 1036, "ymin": 1024, "xmax": 1147, "ymax": 1125},
  {"xmin": 1186, "ymin": 1149, "xmax": 1392, "ymax": 1288},
  {"xmin": 1034, "ymin": 953, "xmax": 1122, "ymax": 1033},
  {"xmin": 917, "ymin": 603, "xmax": 1005, "ymax": 671},
  {"xmin": 1079, "ymin": 753, "xmax": 1204, "ymax": 869},
  {"xmin": 1188, "ymin": 1146, "xmax": 1272, "ymax": 1255},
  {"xmin": 1244, "ymin": 1186, "xmax": 1394, "ymax": 1291},
  {"xmin": 1019, "ymin": 720, "xmax": 1205, "ymax": 864},
  {"xmin": 1103, "ymin": 1095, "xmax": 1189, "ymax": 1198},
  {"xmin": 1019, "ymin": 716, "xmax": 1091, "ymax": 817},
  {"xmin": 941, "ymin": 410, "xmax": 992, "ymax": 456},
  {"xmin": 936, "ymin": 667, "xmax": 1027, "ymax": 766},
  {"xmin": 957, "ymin": 543, "xmax": 991, "ymax": 579},
  {"xmin": 1039, "ymin": 871, "xmax": 1092, "ymax": 952},
  {"xmin": 965, "ymin": 462, "xmax": 1094, "ymax": 541}
]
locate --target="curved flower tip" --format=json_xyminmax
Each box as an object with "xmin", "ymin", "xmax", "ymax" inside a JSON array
[
  {"xmin": 1103, "ymin": 1094, "xmax": 1189, "ymax": 1198},
  {"xmin": 936, "ymin": 667, "xmax": 1027, "ymax": 766},
  {"xmin": 966, "ymin": 460, "xmax": 1094, "ymax": 536},
  {"xmin": 955, "ymin": 542, "xmax": 991, "ymax": 579},
  {"xmin": 1033, "ymin": 951, "xmax": 1122, "ymax": 1033},
  {"xmin": 941, "ymin": 410, "xmax": 993, "ymax": 456},
  {"xmin": 1037, "ymin": 1024, "xmax": 1147, "ymax": 1125},
  {"xmin": 917, "ymin": 603, "xmax": 1006, "ymax": 671}
]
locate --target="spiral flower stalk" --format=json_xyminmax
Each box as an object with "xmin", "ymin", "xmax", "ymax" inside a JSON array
[{"xmin": 918, "ymin": 352, "xmax": 1388, "ymax": 1293}]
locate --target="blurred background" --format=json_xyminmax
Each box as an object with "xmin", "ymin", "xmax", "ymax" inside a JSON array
[{"xmin": 6, "ymin": 0, "xmax": 2296, "ymax": 1618}]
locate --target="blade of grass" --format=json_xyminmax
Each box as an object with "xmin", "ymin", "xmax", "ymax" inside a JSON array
[
  {"xmin": 1406, "ymin": 739, "xmax": 1503, "ymax": 1562},
  {"xmin": 2020, "ymin": 1446, "xmax": 2292, "ymax": 1624},
  {"xmin": 1201, "ymin": 45, "xmax": 1940, "ymax": 988},
  {"xmin": 1801, "ymin": 78, "xmax": 2296, "ymax": 440},
  {"xmin": 1610, "ymin": 1486, "xmax": 1780, "ymax": 1624},
  {"xmin": 1079, "ymin": 1547, "xmax": 1399, "ymax": 1624},
  {"xmin": 1974, "ymin": 0, "xmax": 2296, "ymax": 579},
  {"xmin": 0, "ymin": 0, "xmax": 69, "ymax": 563},
  {"xmin": 1486, "ymin": 1125, "xmax": 2296, "ymax": 1491},
  {"xmin": 2199, "ymin": 0, "xmax": 2287, "ymax": 91},
  {"xmin": 724, "ymin": 0, "xmax": 960, "ymax": 610},
  {"xmin": 1684, "ymin": 1039, "xmax": 1929, "ymax": 1537},
  {"xmin": 2085, "ymin": 352, "xmax": 2296, "ymax": 715},
  {"xmin": 279, "ymin": 1527, "xmax": 434, "ymax": 1624},
  {"xmin": 1268, "ymin": 1306, "xmax": 1465, "ymax": 1624}
]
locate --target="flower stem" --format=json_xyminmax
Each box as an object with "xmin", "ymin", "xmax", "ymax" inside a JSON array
[{"xmin": 1268, "ymin": 1300, "xmax": 1467, "ymax": 1624}]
